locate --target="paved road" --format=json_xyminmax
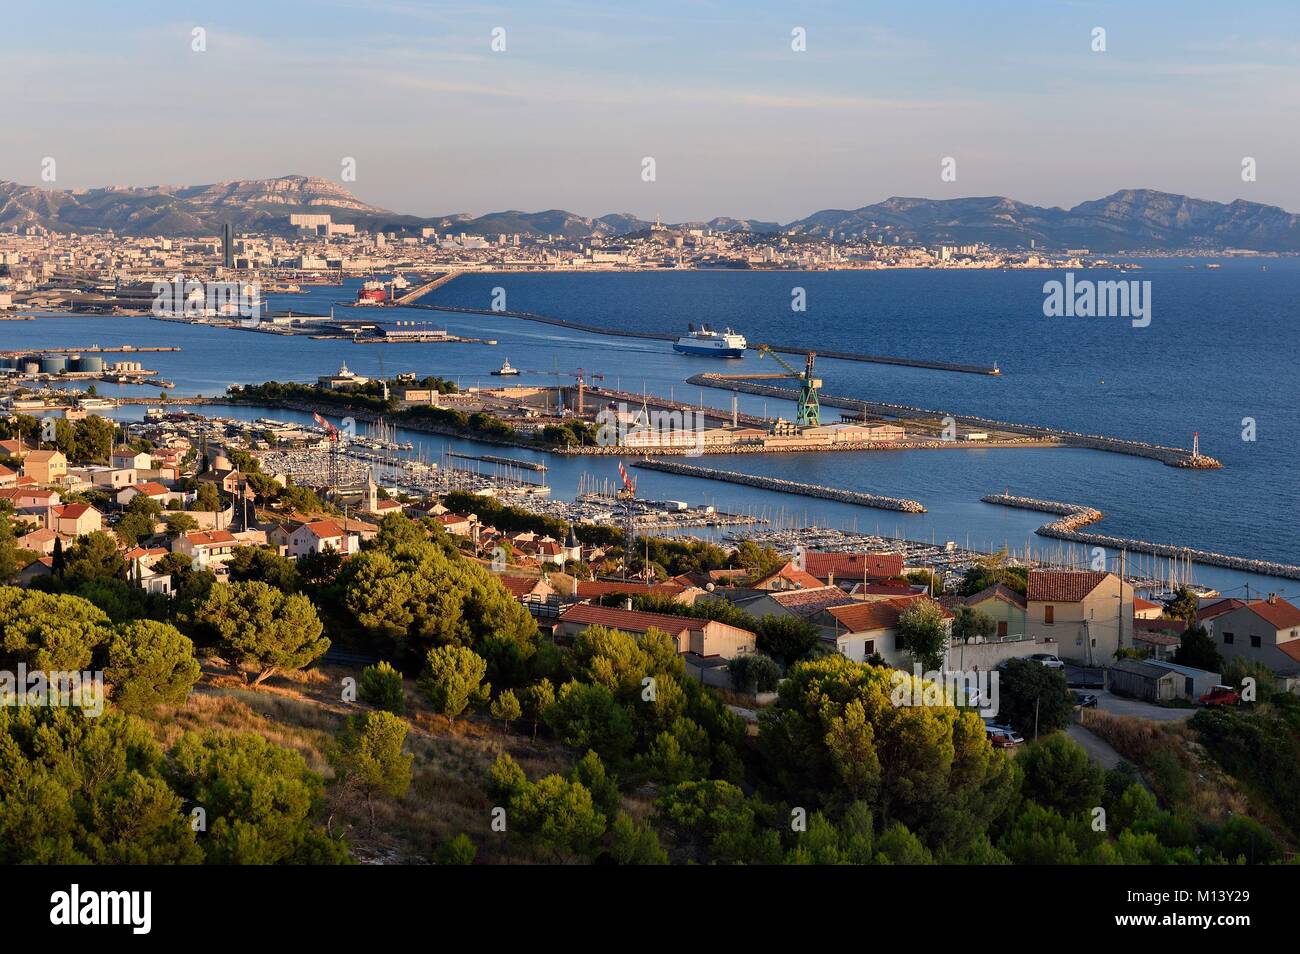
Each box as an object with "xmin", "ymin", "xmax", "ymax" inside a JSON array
[
  {"xmin": 1066, "ymin": 723, "xmax": 1125, "ymax": 770},
  {"xmin": 1094, "ymin": 690, "xmax": 1196, "ymax": 723}
]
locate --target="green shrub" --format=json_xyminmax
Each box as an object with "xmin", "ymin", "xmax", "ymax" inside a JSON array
[{"xmin": 359, "ymin": 661, "xmax": 405, "ymax": 714}]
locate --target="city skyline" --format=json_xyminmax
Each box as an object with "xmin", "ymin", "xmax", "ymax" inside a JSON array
[{"xmin": 3, "ymin": 0, "xmax": 1299, "ymax": 221}]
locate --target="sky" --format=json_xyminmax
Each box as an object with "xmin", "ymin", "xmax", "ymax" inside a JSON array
[{"xmin": 2, "ymin": 0, "xmax": 1299, "ymax": 222}]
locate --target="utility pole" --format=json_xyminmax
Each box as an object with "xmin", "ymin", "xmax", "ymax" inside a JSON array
[
  {"xmin": 1034, "ymin": 695, "xmax": 1040, "ymax": 741},
  {"xmin": 1117, "ymin": 550, "xmax": 1126, "ymax": 652}
]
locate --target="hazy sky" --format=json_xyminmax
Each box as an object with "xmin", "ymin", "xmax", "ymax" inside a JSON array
[{"xmin": 3, "ymin": 0, "xmax": 1299, "ymax": 222}]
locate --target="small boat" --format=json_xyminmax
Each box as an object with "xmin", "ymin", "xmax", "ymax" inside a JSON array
[{"xmin": 491, "ymin": 358, "xmax": 520, "ymax": 376}]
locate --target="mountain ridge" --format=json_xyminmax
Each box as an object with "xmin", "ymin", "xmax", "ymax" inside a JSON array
[{"xmin": 2, "ymin": 176, "xmax": 1298, "ymax": 251}]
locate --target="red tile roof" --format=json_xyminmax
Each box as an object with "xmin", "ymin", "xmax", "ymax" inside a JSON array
[
  {"xmin": 559, "ymin": 603, "xmax": 694, "ymax": 636},
  {"xmin": 124, "ymin": 546, "xmax": 170, "ymax": 560},
  {"xmin": 1134, "ymin": 617, "xmax": 1187, "ymax": 635},
  {"xmin": 828, "ymin": 595, "xmax": 932, "ymax": 632},
  {"xmin": 129, "ymin": 481, "xmax": 169, "ymax": 496},
  {"xmin": 1197, "ymin": 598, "xmax": 1247, "ymax": 622},
  {"xmin": 753, "ymin": 562, "xmax": 826, "ymax": 591},
  {"xmin": 0, "ymin": 487, "xmax": 57, "ymax": 503},
  {"xmin": 185, "ymin": 530, "xmax": 237, "ymax": 546},
  {"xmin": 764, "ymin": 585, "xmax": 859, "ymax": 619},
  {"xmin": 803, "ymin": 551, "xmax": 905, "ymax": 582},
  {"xmin": 1133, "ymin": 630, "xmax": 1182, "ymax": 646},
  {"xmin": 1246, "ymin": 597, "xmax": 1300, "ymax": 631},
  {"xmin": 54, "ymin": 503, "xmax": 96, "ymax": 519},
  {"xmin": 1026, "ymin": 570, "xmax": 1109, "ymax": 603},
  {"xmin": 852, "ymin": 582, "xmax": 926, "ymax": 598},
  {"xmin": 301, "ymin": 519, "xmax": 346, "ymax": 539},
  {"xmin": 575, "ymin": 580, "xmax": 690, "ymax": 600},
  {"xmin": 963, "ymin": 583, "xmax": 1028, "ymax": 609},
  {"xmin": 498, "ymin": 575, "xmax": 547, "ymax": 599},
  {"xmin": 1276, "ymin": 641, "xmax": 1300, "ymax": 664}
]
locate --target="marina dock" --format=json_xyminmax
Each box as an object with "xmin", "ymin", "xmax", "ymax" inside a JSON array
[
  {"xmin": 446, "ymin": 451, "xmax": 548, "ymax": 472},
  {"xmin": 632, "ymin": 458, "xmax": 927, "ymax": 513}
]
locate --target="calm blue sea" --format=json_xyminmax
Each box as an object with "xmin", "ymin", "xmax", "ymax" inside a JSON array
[{"xmin": 4, "ymin": 261, "xmax": 1297, "ymax": 598}]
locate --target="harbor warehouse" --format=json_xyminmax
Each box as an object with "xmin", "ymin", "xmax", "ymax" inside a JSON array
[{"xmin": 1107, "ymin": 658, "xmax": 1182, "ymax": 702}]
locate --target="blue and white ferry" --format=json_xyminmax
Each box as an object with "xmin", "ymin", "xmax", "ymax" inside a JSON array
[{"xmin": 672, "ymin": 325, "xmax": 747, "ymax": 357}]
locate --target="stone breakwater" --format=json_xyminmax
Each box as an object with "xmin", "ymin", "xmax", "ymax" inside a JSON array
[
  {"xmin": 982, "ymin": 494, "xmax": 1300, "ymax": 581},
  {"xmin": 690, "ymin": 375, "xmax": 1222, "ymax": 470},
  {"xmin": 979, "ymin": 495, "xmax": 1104, "ymax": 532},
  {"xmin": 633, "ymin": 459, "xmax": 927, "ymax": 513}
]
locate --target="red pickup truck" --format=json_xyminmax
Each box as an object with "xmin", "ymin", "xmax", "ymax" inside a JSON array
[{"xmin": 1199, "ymin": 685, "xmax": 1241, "ymax": 707}]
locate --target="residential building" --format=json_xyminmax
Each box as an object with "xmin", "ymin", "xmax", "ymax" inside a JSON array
[
  {"xmin": 45, "ymin": 502, "xmax": 103, "ymax": 536},
  {"xmin": 23, "ymin": 449, "xmax": 67, "ymax": 484},
  {"xmin": 0, "ymin": 486, "xmax": 61, "ymax": 515},
  {"xmin": 280, "ymin": 519, "xmax": 360, "ymax": 558},
  {"xmin": 111, "ymin": 447, "xmax": 153, "ymax": 470},
  {"xmin": 962, "ymin": 583, "xmax": 1028, "ymax": 639},
  {"xmin": 1026, "ymin": 570, "xmax": 1133, "ymax": 664},
  {"xmin": 555, "ymin": 603, "xmax": 756, "ymax": 660},
  {"xmin": 1202, "ymin": 595, "xmax": 1300, "ymax": 675},
  {"xmin": 733, "ymin": 585, "xmax": 858, "ymax": 635},
  {"xmin": 116, "ymin": 481, "xmax": 174, "ymax": 508},
  {"xmin": 827, "ymin": 595, "xmax": 936, "ymax": 666},
  {"xmin": 173, "ymin": 529, "xmax": 239, "ymax": 568},
  {"xmin": 17, "ymin": 527, "xmax": 60, "ymax": 555}
]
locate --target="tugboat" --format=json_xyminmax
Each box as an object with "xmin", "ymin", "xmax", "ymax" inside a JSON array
[
  {"xmin": 491, "ymin": 358, "xmax": 520, "ymax": 376},
  {"xmin": 672, "ymin": 324, "xmax": 747, "ymax": 357}
]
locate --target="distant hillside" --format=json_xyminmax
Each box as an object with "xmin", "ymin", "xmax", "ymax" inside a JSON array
[
  {"xmin": 0, "ymin": 175, "xmax": 407, "ymax": 237},
  {"xmin": 2, "ymin": 176, "xmax": 1298, "ymax": 250},
  {"xmin": 785, "ymin": 190, "xmax": 1300, "ymax": 251}
]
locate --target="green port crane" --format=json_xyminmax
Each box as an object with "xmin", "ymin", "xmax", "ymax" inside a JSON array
[{"xmin": 757, "ymin": 345, "xmax": 821, "ymax": 426}]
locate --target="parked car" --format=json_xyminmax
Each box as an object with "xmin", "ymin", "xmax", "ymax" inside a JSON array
[
  {"xmin": 1072, "ymin": 690, "xmax": 1099, "ymax": 709},
  {"xmin": 1199, "ymin": 685, "xmax": 1241, "ymax": 707},
  {"xmin": 985, "ymin": 724, "xmax": 1025, "ymax": 747},
  {"xmin": 1029, "ymin": 653, "xmax": 1066, "ymax": 670}
]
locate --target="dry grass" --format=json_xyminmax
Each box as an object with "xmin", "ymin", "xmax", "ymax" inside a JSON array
[
  {"xmin": 1082, "ymin": 710, "xmax": 1254, "ymax": 827},
  {"xmin": 146, "ymin": 662, "xmax": 580, "ymax": 864}
]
